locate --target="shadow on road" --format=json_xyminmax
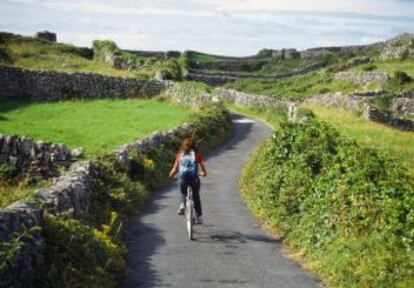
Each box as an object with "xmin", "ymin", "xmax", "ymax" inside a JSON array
[
  {"xmin": 119, "ymin": 114, "xmax": 272, "ymax": 288},
  {"xmin": 119, "ymin": 184, "xmax": 173, "ymax": 288}
]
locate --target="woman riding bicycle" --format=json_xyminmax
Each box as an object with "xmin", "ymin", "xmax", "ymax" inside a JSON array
[{"xmin": 169, "ymin": 138, "xmax": 207, "ymax": 224}]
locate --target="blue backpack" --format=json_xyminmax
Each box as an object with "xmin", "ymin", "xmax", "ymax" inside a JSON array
[{"xmin": 179, "ymin": 150, "xmax": 198, "ymax": 179}]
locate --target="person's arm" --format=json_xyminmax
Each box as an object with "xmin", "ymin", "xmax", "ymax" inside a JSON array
[
  {"xmin": 169, "ymin": 158, "xmax": 179, "ymax": 178},
  {"xmin": 198, "ymin": 162, "xmax": 207, "ymax": 177}
]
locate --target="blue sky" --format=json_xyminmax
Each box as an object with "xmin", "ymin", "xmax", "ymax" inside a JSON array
[{"xmin": 1, "ymin": 0, "xmax": 414, "ymax": 56}]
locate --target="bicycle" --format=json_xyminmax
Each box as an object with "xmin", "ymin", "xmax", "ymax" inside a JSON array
[{"xmin": 185, "ymin": 185, "xmax": 196, "ymax": 240}]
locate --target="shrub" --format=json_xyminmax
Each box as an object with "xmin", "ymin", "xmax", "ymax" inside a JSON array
[
  {"xmin": 362, "ymin": 64, "xmax": 377, "ymax": 71},
  {"xmin": 157, "ymin": 59, "xmax": 183, "ymax": 80},
  {"xmin": 92, "ymin": 40, "xmax": 119, "ymax": 56},
  {"xmin": 371, "ymin": 92, "xmax": 395, "ymax": 111},
  {"xmin": 393, "ymin": 71, "xmax": 412, "ymax": 85},
  {"xmin": 0, "ymin": 47, "xmax": 13, "ymax": 64},
  {"xmin": 0, "ymin": 164, "xmax": 18, "ymax": 180},
  {"xmin": 242, "ymin": 117, "xmax": 414, "ymax": 287},
  {"xmin": 168, "ymin": 81, "xmax": 212, "ymax": 106},
  {"xmin": 36, "ymin": 213, "xmax": 125, "ymax": 288}
]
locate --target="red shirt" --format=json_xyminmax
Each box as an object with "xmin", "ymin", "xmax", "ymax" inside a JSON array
[{"xmin": 176, "ymin": 151, "xmax": 203, "ymax": 164}]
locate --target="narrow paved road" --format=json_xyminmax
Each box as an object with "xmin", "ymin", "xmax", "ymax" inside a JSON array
[{"xmin": 120, "ymin": 114, "xmax": 319, "ymax": 288}]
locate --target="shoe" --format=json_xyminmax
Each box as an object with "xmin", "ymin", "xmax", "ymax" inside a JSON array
[
  {"xmin": 177, "ymin": 204, "xmax": 185, "ymax": 215},
  {"xmin": 195, "ymin": 216, "xmax": 203, "ymax": 225}
]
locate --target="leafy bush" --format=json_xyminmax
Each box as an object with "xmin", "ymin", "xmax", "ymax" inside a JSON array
[
  {"xmin": 371, "ymin": 92, "xmax": 395, "ymax": 111},
  {"xmin": 189, "ymin": 105, "xmax": 233, "ymax": 153},
  {"xmin": 92, "ymin": 40, "xmax": 120, "ymax": 58},
  {"xmin": 36, "ymin": 213, "xmax": 125, "ymax": 288},
  {"xmin": 0, "ymin": 164, "xmax": 18, "ymax": 180},
  {"xmin": 168, "ymin": 81, "xmax": 212, "ymax": 107},
  {"xmin": 242, "ymin": 116, "xmax": 414, "ymax": 287},
  {"xmin": 0, "ymin": 47, "xmax": 13, "ymax": 64},
  {"xmin": 0, "ymin": 226, "xmax": 41, "ymax": 284},
  {"xmin": 157, "ymin": 58, "xmax": 183, "ymax": 80},
  {"xmin": 393, "ymin": 71, "xmax": 412, "ymax": 85}
]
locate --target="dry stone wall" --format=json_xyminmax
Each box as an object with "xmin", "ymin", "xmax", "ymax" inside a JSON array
[
  {"xmin": 334, "ymin": 71, "xmax": 389, "ymax": 84},
  {"xmin": 186, "ymin": 61, "xmax": 325, "ymax": 86},
  {"xmin": 0, "ymin": 161, "xmax": 99, "ymax": 287},
  {"xmin": 0, "ymin": 65, "xmax": 168, "ymax": 101},
  {"xmin": 306, "ymin": 90, "xmax": 414, "ymax": 131},
  {"xmin": 213, "ymin": 88, "xmax": 291, "ymax": 108},
  {"xmin": 0, "ymin": 134, "xmax": 75, "ymax": 178}
]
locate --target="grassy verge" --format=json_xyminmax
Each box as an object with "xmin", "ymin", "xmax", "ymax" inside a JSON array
[
  {"xmin": 304, "ymin": 104, "xmax": 414, "ymax": 178},
  {"xmin": 240, "ymin": 110, "xmax": 413, "ymax": 287},
  {"xmin": 0, "ymin": 99, "xmax": 189, "ymax": 156}
]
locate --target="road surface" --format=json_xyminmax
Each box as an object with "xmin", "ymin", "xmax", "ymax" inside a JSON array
[{"xmin": 120, "ymin": 113, "xmax": 319, "ymax": 288}]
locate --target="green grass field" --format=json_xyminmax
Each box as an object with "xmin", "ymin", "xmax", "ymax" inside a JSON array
[
  {"xmin": 0, "ymin": 99, "xmax": 189, "ymax": 156},
  {"xmin": 226, "ymin": 70, "xmax": 361, "ymax": 99},
  {"xmin": 352, "ymin": 59, "xmax": 414, "ymax": 78},
  {"xmin": 0, "ymin": 34, "xmax": 157, "ymax": 78},
  {"xmin": 304, "ymin": 104, "xmax": 414, "ymax": 177},
  {"xmin": 6, "ymin": 40, "xmax": 147, "ymax": 77}
]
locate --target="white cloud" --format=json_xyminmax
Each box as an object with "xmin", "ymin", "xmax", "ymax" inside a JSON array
[
  {"xmin": 203, "ymin": 0, "xmax": 414, "ymax": 16},
  {"xmin": 1, "ymin": 0, "xmax": 414, "ymax": 55}
]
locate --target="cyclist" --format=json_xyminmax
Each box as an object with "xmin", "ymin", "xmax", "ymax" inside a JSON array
[{"xmin": 169, "ymin": 138, "xmax": 207, "ymax": 224}]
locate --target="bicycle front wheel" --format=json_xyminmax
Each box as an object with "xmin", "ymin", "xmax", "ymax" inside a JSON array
[{"xmin": 186, "ymin": 188, "xmax": 193, "ymax": 240}]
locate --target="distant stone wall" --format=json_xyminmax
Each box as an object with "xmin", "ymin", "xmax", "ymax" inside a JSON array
[
  {"xmin": 334, "ymin": 71, "xmax": 389, "ymax": 84},
  {"xmin": 214, "ymin": 88, "xmax": 291, "ymax": 107},
  {"xmin": 0, "ymin": 65, "xmax": 167, "ymax": 101},
  {"xmin": 187, "ymin": 61, "xmax": 325, "ymax": 86},
  {"xmin": 0, "ymin": 134, "xmax": 75, "ymax": 178},
  {"xmin": 306, "ymin": 90, "xmax": 414, "ymax": 131},
  {"xmin": 363, "ymin": 108, "xmax": 414, "ymax": 131},
  {"xmin": 124, "ymin": 49, "xmax": 181, "ymax": 59},
  {"xmin": 301, "ymin": 42, "xmax": 384, "ymax": 58}
]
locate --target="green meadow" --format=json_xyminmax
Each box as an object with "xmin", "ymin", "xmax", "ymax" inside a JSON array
[{"xmin": 0, "ymin": 98, "xmax": 189, "ymax": 156}]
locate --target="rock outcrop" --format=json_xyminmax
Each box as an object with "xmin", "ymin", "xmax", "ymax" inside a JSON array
[{"xmin": 381, "ymin": 33, "xmax": 414, "ymax": 60}]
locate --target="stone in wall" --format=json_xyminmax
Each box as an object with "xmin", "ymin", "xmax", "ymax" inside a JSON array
[
  {"xmin": 334, "ymin": 71, "xmax": 389, "ymax": 84},
  {"xmin": 0, "ymin": 65, "xmax": 168, "ymax": 101},
  {"xmin": 34, "ymin": 31, "xmax": 57, "ymax": 42},
  {"xmin": 0, "ymin": 134, "xmax": 74, "ymax": 178}
]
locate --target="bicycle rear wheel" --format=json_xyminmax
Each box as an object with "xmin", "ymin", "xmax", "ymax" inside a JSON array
[{"xmin": 186, "ymin": 187, "xmax": 193, "ymax": 240}]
